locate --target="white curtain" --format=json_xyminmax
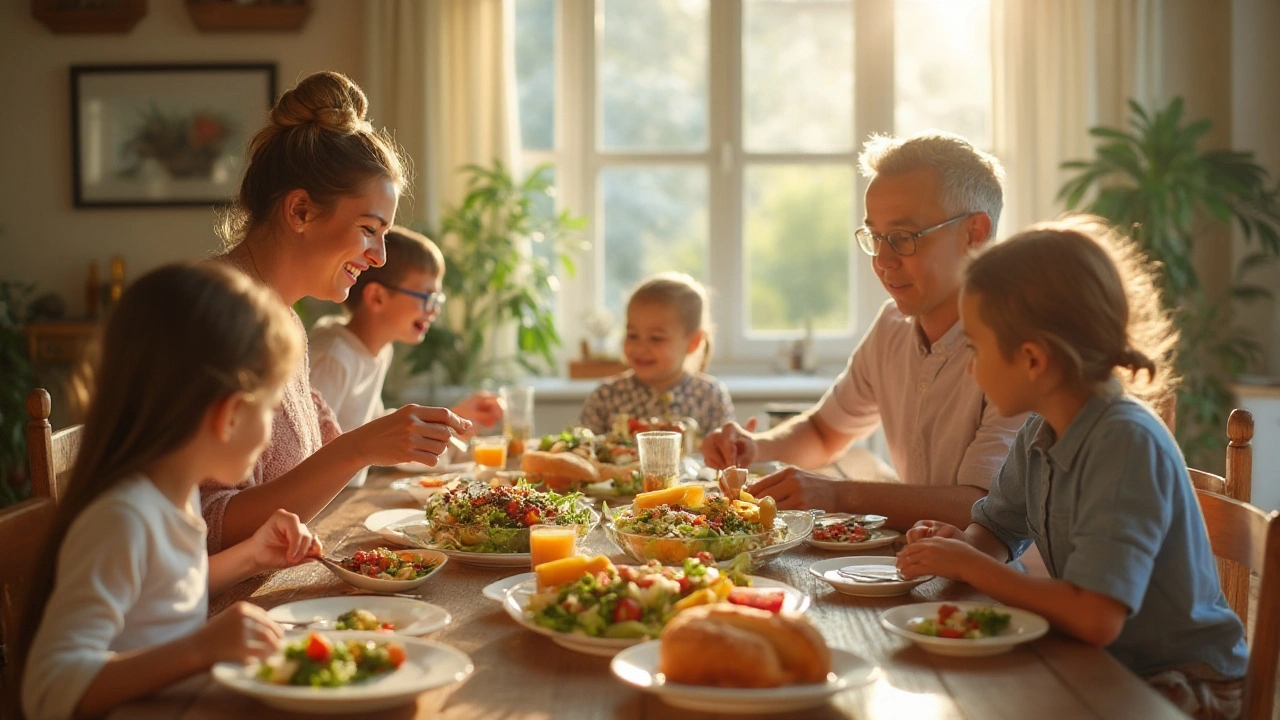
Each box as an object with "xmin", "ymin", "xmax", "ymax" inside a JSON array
[
  {"xmin": 992, "ymin": 0, "xmax": 1163, "ymax": 237},
  {"xmin": 363, "ymin": 0, "xmax": 520, "ymax": 229}
]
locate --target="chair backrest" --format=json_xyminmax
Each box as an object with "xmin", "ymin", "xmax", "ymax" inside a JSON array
[
  {"xmin": 1188, "ymin": 409, "xmax": 1254, "ymax": 631},
  {"xmin": 1195, "ymin": 489, "xmax": 1280, "ymax": 720},
  {"xmin": 25, "ymin": 389, "xmax": 83, "ymax": 503},
  {"xmin": 0, "ymin": 496, "xmax": 57, "ymax": 720}
]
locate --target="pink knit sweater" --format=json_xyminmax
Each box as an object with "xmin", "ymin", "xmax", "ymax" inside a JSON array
[{"xmin": 199, "ymin": 262, "xmax": 341, "ymax": 552}]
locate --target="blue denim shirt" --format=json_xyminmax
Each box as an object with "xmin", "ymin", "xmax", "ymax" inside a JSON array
[{"xmin": 972, "ymin": 392, "xmax": 1247, "ymax": 679}]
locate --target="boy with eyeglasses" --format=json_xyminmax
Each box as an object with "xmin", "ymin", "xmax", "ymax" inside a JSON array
[
  {"xmin": 703, "ymin": 132, "xmax": 1028, "ymax": 533},
  {"xmin": 310, "ymin": 226, "xmax": 502, "ymax": 486}
]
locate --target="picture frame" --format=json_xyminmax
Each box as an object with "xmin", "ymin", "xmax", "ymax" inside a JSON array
[{"xmin": 70, "ymin": 63, "xmax": 277, "ymax": 208}]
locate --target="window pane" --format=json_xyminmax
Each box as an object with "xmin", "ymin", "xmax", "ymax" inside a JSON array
[
  {"xmin": 600, "ymin": 166, "xmax": 707, "ymax": 318},
  {"xmin": 894, "ymin": 0, "xmax": 992, "ymax": 148},
  {"xmin": 515, "ymin": 0, "xmax": 555, "ymax": 151},
  {"xmin": 598, "ymin": 0, "xmax": 708, "ymax": 151},
  {"xmin": 743, "ymin": 0, "xmax": 853, "ymax": 153},
  {"xmin": 745, "ymin": 165, "xmax": 852, "ymax": 333}
]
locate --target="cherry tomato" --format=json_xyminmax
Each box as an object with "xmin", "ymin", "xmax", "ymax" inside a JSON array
[
  {"xmin": 727, "ymin": 587, "xmax": 786, "ymax": 613},
  {"xmin": 938, "ymin": 627, "xmax": 965, "ymax": 639},
  {"xmin": 937, "ymin": 604, "xmax": 960, "ymax": 621},
  {"xmin": 613, "ymin": 597, "xmax": 643, "ymax": 623},
  {"xmin": 677, "ymin": 576, "xmax": 693, "ymax": 595},
  {"xmin": 305, "ymin": 633, "xmax": 333, "ymax": 663},
  {"xmin": 387, "ymin": 643, "xmax": 407, "ymax": 667}
]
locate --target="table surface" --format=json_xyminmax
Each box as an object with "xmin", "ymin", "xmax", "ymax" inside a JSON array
[{"xmin": 112, "ymin": 472, "xmax": 1183, "ymax": 720}]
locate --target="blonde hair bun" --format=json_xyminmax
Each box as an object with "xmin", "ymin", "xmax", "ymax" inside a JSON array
[{"xmin": 268, "ymin": 71, "xmax": 372, "ymax": 135}]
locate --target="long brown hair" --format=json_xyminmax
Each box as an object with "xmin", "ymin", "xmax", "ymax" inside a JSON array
[
  {"xmin": 963, "ymin": 215, "xmax": 1179, "ymax": 407},
  {"xmin": 19, "ymin": 262, "xmax": 301, "ymax": 677},
  {"xmin": 217, "ymin": 71, "xmax": 408, "ymax": 246},
  {"xmin": 629, "ymin": 272, "xmax": 714, "ymax": 372}
]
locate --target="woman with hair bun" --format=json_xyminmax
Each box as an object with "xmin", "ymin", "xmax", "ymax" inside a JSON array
[{"xmin": 204, "ymin": 71, "xmax": 470, "ymax": 553}]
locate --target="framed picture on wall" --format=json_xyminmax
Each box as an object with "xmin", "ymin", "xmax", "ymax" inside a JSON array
[{"xmin": 70, "ymin": 63, "xmax": 276, "ymax": 208}]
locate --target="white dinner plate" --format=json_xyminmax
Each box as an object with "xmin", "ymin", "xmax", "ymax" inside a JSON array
[
  {"xmin": 320, "ymin": 549, "xmax": 449, "ymax": 594},
  {"xmin": 808, "ymin": 556, "xmax": 934, "ymax": 598},
  {"xmin": 267, "ymin": 596, "xmax": 452, "ymax": 636},
  {"xmin": 482, "ymin": 572, "xmax": 536, "ymax": 603},
  {"xmin": 610, "ymin": 641, "xmax": 878, "ymax": 714},
  {"xmin": 805, "ymin": 528, "xmax": 901, "ymax": 551},
  {"xmin": 389, "ymin": 475, "xmax": 467, "ymax": 503},
  {"xmin": 211, "ymin": 631, "xmax": 473, "ymax": 714},
  {"xmin": 434, "ymin": 549, "xmax": 532, "ymax": 568},
  {"xmin": 503, "ymin": 576, "xmax": 810, "ymax": 657},
  {"xmin": 880, "ymin": 601, "xmax": 1050, "ymax": 657},
  {"xmin": 581, "ymin": 480, "xmax": 637, "ymax": 503},
  {"xmin": 364, "ymin": 508, "xmax": 423, "ymax": 545},
  {"xmin": 392, "ymin": 460, "xmax": 476, "ymax": 475}
]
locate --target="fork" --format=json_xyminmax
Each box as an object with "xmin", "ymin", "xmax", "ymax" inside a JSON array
[
  {"xmin": 278, "ymin": 617, "xmax": 333, "ymax": 630},
  {"xmin": 837, "ymin": 568, "xmax": 906, "ymax": 583}
]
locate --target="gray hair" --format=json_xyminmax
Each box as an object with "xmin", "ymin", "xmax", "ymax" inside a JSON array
[{"xmin": 858, "ymin": 131, "xmax": 1005, "ymax": 240}]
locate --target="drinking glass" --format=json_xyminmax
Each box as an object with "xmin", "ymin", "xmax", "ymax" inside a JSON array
[
  {"xmin": 530, "ymin": 524, "xmax": 578, "ymax": 576},
  {"xmin": 500, "ymin": 385, "xmax": 535, "ymax": 457},
  {"xmin": 473, "ymin": 435, "xmax": 509, "ymax": 470},
  {"xmin": 637, "ymin": 430, "xmax": 682, "ymax": 492}
]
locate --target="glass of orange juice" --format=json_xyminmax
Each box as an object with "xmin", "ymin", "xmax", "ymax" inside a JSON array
[
  {"xmin": 530, "ymin": 524, "xmax": 579, "ymax": 575},
  {"xmin": 473, "ymin": 435, "xmax": 509, "ymax": 470}
]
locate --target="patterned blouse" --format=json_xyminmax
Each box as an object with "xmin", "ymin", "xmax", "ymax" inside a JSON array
[{"xmin": 579, "ymin": 370, "xmax": 735, "ymax": 437}]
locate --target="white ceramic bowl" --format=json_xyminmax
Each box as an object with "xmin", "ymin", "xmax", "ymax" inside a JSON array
[{"xmin": 320, "ymin": 549, "xmax": 448, "ymax": 594}]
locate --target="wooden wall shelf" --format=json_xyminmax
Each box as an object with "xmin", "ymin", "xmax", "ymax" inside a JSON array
[
  {"xmin": 186, "ymin": 1, "xmax": 311, "ymax": 32},
  {"xmin": 32, "ymin": 0, "xmax": 146, "ymax": 34}
]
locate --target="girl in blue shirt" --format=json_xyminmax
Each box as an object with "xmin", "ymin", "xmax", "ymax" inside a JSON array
[{"xmin": 897, "ymin": 217, "xmax": 1246, "ymax": 718}]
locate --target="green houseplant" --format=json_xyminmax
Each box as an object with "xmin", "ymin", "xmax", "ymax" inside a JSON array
[
  {"xmin": 1059, "ymin": 98, "xmax": 1280, "ymax": 467},
  {"xmin": 405, "ymin": 161, "xmax": 586, "ymax": 395},
  {"xmin": 0, "ymin": 280, "xmax": 38, "ymax": 507}
]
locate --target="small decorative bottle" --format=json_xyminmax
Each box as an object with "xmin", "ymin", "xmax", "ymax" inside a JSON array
[
  {"xmin": 85, "ymin": 261, "xmax": 100, "ymax": 319},
  {"xmin": 108, "ymin": 256, "xmax": 126, "ymax": 305}
]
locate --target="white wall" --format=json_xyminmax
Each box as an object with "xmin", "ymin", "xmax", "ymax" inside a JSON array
[{"xmin": 0, "ymin": 0, "xmax": 365, "ymax": 317}]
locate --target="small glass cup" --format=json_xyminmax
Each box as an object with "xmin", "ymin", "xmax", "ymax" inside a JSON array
[
  {"xmin": 499, "ymin": 386, "xmax": 535, "ymax": 458},
  {"xmin": 638, "ymin": 430, "xmax": 682, "ymax": 492},
  {"xmin": 530, "ymin": 524, "xmax": 578, "ymax": 576},
  {"xmin": 473, "ymin": 435, "xmax": 509, "ymax": 470}
]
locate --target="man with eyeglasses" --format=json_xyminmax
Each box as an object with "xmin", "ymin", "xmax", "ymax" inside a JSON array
[{"xmin": 703, "ymin": 132, "xmax": 1027, "ymax": 532}]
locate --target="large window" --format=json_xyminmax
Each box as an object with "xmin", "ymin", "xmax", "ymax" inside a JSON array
[{"xmin": 514, "ymin": 0, "xmax": 992, "ymax": 368}]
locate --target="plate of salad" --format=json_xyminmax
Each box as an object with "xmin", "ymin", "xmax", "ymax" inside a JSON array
[
  {"xmin": 880, "ymin": 602, "xmax": 1049, "ymax": 657},
  {"xmin": 320, "ymin": 548, "xmax": 448, "ymax": 593},
  {"xmin": 211, "ymin": 631, "xmax": 473, "ymax": 713},
  {"xmin": 806, "ymin": 514, "xmax": 899, "ymax": 551},
  {"xmin": 267, "ymin": 596, "xmax": 452, "ymax": 636},
  {"xmin": 390, "ymin": 481, "xmax": 598, "ymax": 567},
  {"xmin": 503, "ymin": 553, "xmax": 809, "ymax": 657}
]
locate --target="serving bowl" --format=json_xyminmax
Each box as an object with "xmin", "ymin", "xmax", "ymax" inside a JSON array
[
  {"xmin": 603, "ymin": 505, "xmax": 813, "ymax": 566},
  {"xmin": 392, "ymin": 507, "xmax": 600, "ymax": 555}
]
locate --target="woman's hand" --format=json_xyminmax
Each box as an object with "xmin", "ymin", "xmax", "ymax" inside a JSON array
[
  {"xmin": 350, "ymin": 405, "xmax": 472, "ymax": 467},
  {"xmin": 191, "ymin": 602, "xmax": 283, "ymax": 666},
  {"xmin": 701, "ymin": 418, "xmax": 759, "ymax": 469},
  {"xmin": 249, "ymin": 508, "xmax": 322, "ymax": 572},
  {"xmin": 451, "ymin": 392, "xmax": 503, "ymax": 437}
]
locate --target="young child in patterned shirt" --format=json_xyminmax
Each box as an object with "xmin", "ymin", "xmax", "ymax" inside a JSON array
[{"xmin": 580, "ymin": 272, "xmax": 734, "ymax": 437}]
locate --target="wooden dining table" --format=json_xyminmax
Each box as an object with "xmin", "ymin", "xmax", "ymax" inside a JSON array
[{"xmin": 111, "ymin": 470, "xmax": 1185, "ymax": 720}]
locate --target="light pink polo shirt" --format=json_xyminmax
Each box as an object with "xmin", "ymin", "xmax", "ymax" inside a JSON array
[{"xmin": 813, "ymin": 300, "xmax": 1026, "ymax": 488}]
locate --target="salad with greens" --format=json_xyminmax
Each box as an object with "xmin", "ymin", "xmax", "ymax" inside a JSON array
[
  {"xmin": 419, "ymin": 481, "xmax": 593, "ymax": 553},
  {"xmin": 255, "ymin": 632, "xmax": 405, "ymax": 687},
  {"xmin": 528, "ymin": 553, "xmax": 753, "ymax": 639},
  {"xmin": 910, "ymin": 604, "xmax": 1012, "ymax": 639}
]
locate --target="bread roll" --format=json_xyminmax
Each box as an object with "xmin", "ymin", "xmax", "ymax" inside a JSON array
[
  {"xmin": 659, "ymin": 604, "xmax": 831, "ymax": 687},
  {"xmin": 520, "ymin": 450, "xmax": 598, "ymax": 491}
]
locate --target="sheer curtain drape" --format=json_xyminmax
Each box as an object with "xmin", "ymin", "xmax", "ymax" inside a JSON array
[
  {"xmin": 992, "ymin": 0, "xmax": 1163, "ymax": 237},
  {"xmin": 363, "ymin": 0, "xmax": 519, "ymax": 228}
]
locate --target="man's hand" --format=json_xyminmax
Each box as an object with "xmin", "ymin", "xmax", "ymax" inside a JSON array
[
  {"xmin": 747, "ymin": 466, "xmax": 847, "ymax": 511},
  {"xmin": 701, "ymin": 418, "xmax": 759, "ymax": 469}
]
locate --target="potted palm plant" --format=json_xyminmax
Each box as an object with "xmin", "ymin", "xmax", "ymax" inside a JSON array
[
  {"xmin": 405, "ymin": 160, "xmax": 586, "ymax": 400},
  {"xmin": 1059, "ymin": 97, "xmax": 1280, "ymax": 467}
]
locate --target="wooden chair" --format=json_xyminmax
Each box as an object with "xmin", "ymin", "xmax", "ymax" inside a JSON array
[
  {"xmin": 1195, "ymin": 488, "xmax": 1280, "ymax": 720},
  {"xmin": 25, "ymin": 389, "xmax": 83, "ymax": 503},
  {"xmin": 0, "ymin": 496, "xmax": 57, "ymax": 720},
  {"xmin": 1188, "ymin": 409, "xmax": 1254, "ymax": 630}
]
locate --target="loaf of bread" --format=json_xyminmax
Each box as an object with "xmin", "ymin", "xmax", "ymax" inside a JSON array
[
  {"xmin": 520, "ymin": 450, "xmax": 599, "ymax": 491},
  {"xmin": 658, "ymin": 604, "xmax": 831, "ymax": 687}
]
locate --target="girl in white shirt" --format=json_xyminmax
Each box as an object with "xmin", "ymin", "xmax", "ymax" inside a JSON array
[{"xmin": 22, "ymin": 263, "xmax": 324, "ymax": 720}]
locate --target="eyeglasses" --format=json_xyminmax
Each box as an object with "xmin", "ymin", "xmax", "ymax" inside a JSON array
[
  {"xmin": 383, "ymin": 284, "xmax": 446, "ymax": 313},
  {"xmin": 854, "ymin": 213, "xmax": 975, "ymax": 257}
]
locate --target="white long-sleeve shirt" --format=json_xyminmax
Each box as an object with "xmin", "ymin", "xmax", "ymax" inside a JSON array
[
  {"xmin": 308, "ymin": 316, "xmax": 392, "ymax": 487},
  {"xmin": 23, "ymin": 476, "xmax": 208, "ymax": 720}
]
